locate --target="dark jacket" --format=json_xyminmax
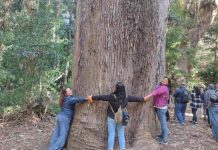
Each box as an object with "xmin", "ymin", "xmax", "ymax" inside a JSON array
[
  {"xmin": 173, "ymin": 86, "xmax": 189, "ymax": 104},
  {"xmin": 92, "ymin": 94, "xmax": 144, "ymax": 119},
  {"xmin": 203, "ymin": 84, "xmax": 214, "ymax": 108},
  {"xmin": 60, "ymin": 96, "xmax": 86, "ymax": 120}
]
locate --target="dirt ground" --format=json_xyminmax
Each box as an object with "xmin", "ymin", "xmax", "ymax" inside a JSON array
[
  {"xmin": 0, "ymin": 114, "xmax": 55, "ymax": 150},
  {"xmin": 1, "ymin": 108, "xmax": 218, "ymax": 150},
  {"xmin": 160, "ymin": 114, "xmax": 218, "ymax": 150}
]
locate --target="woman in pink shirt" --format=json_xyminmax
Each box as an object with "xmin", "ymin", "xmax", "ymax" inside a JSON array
[{"xmin": 144, "ymin": 77, "xmax": 171, "ymax": 145}]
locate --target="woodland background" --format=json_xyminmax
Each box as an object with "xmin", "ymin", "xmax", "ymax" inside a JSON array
[{"xmin": 0, "ymin": 0, "xmax": 218, "ymax": 149}]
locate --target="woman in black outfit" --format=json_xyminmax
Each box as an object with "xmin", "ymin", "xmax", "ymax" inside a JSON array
[{"xmin": 87, "ymin": 82, "xmax": 145, "ymax": 150}]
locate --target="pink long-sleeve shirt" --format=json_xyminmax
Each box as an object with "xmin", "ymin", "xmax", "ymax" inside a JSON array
[{"xmin": 151, "ymin": 85, "xmax": 169, "ymax": 108}]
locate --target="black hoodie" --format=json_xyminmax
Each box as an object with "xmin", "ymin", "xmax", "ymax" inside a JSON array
[{"xmin": 92, "ymin": 82, "xmax": 144, "ymax": 119}]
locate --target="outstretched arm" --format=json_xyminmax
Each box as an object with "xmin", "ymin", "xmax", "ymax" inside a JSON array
[
  {"xmin": 144, "ymin": 94, "xmax": 153, "ymax": 102},
  {"xmin": 91, "ymin": 94, "xmax": 115, "ymax": 101},
  {"xmin": 127, "ymin": 95, "xmax": 145, "ymax": 102},
  {"xmin": 70, "ymin": 96, "xmax": 87, "ymax": 104}
]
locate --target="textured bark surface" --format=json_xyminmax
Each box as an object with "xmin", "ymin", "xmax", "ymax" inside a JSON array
[{"xmin": 68, "ymin": 0, "xmax": 169, "ymax": 149}]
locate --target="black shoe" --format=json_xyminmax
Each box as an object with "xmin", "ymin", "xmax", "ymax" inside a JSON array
[{"xmin": 155, "ymin": 135, "xmax": 162, "ymax": 141}]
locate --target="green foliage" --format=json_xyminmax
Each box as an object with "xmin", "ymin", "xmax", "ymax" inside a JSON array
[
  {"xmin": 2, "ymin": 1, "xmax": 58, "ymax": 97},
  {"xmin": 49, "ymin": 103, "xmax": 61, "ymax": 114},
  {"xmin": 199, "ymin": 19, "xmax": 218, "ymax": 84},
  {"xmin": 0, "ymin": 0, "xmax": 76, "ymax": 114},
  {"xmin": 166, "ymin": 2, "xmax": 188, "ymax": 81},
  {"xmin": 166, "ymin": 0, "xmax": 199, "ymax": 87},
  {"xmin": 198, "ymin": 63, "xmax": 218, "ymax": 84},
  {"xmin": 169, "ymin": 0, "xmax": 193, "ymax": 29}
]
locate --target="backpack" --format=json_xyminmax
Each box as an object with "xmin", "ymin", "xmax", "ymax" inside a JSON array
[
  {"xmin": 109, "ymin": 103, "xmax": 130, "ymax": 126},
  {"xmin": 210, "ymin": 90, "xmax": 218, "ymax": 103},
  {"xmin": 113, "ymin": 105, "xmax": 123, "ymax": 123},
  {"xmin": 180, "ymin": 88, "xmax": 189, "ymax": 103}
]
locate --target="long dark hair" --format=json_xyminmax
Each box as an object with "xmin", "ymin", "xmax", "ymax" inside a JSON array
[
  {"xmin": 114, "ymin": 82, "xmax": 126, "ymax": 99},
  {"xmin": 163, "ymin": 77, "xmax": 172, "ymax": 94},
  {"xmin": 59, "ymin": 88, "xmax": 67, "ymax": 106},
  {"xmin": 167, "ymin": 78, "xmax": 172, "ymax": 94},
  {"xmin": 113, "ymin": 82, "xmax": 127, "ymax": 108}
]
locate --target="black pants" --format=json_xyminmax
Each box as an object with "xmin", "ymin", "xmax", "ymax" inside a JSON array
[
  {"xmin": 206, "ymin": 108, "xmax": 210, "ymax": 124},
  {"xmin": 192, "ymin": 108, "xmax": 198, "ymax": 122}
]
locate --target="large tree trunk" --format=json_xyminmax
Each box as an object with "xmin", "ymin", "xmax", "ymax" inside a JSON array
[{"xmin": 68, "ymin": 0, "xmax": 169, "ymax": 149}]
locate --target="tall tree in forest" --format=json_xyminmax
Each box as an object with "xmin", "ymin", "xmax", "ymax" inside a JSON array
[
  {"xmin": 199, "ymin": 19, "xmax": 218, "ymax": 83},
  {"xmin": 187, "ymin": 0, "xmax": 218, "ymax": 47},
  {"xmin": 68, "ymin": 1, "xmax": 169, "ymax": 149},
  {"xmin": 166, "ymin": 0, "xmax": 218, "ymax": 85},
  {"xmin": 181, "ymin": 0, "xmax": 217, "ymax": 76}
]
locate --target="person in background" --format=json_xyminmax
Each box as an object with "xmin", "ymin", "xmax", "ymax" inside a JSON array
[
  {"xmin": 144, "ymin": 77, "xmax": 171, "ymax": 145},
  {"xmin": 209, "ymin": 82, "xmax": 218, "ymax": 142},
  {"xmin": 190, "ymin": 86, "xmax": 202, "ymax": 124},
  {"xmin": 210, "ymin": 82, "xmax": 218, "ymax": 104},
  {"xmin": 203, "ymin": 84, "xmax": 215, "ymax": 125},
  {"xmin": 166, "ymin": 89, "xmax": 172, "ymax": 122},
  {"xmin": 200, "ymin": 86, "xmax": 205, "ymax": 101},
  {"xmin": 87, "ymin": 82, "xmax": 146, "ymax": 150},
  {"xmin": 49, "ymin": 88, "xmax": 87, "ymax": 150},
  {"xmin": 200, "ymin": 86, "xmax": 205, "ymax": 119},
  {"xmin": 173, "ymin": 82, "xmax": 189, "ymax": 126}
]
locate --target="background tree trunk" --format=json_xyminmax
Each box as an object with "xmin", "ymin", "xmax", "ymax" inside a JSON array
[
  {"xmin": 188, "ymin": 0, "xmax": 218, "ymax": 47},
  {"xmin": 175, "ymin": 0, "xmax": 217, "ymax": 81},
  {"xmin": 68, "ymin": 0, "xmax": 169, "ymax": 149}
]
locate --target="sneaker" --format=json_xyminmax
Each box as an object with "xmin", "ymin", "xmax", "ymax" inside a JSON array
[
  {"xmin": 156, "ymin": 135, "xmax": 162, "ymax": 139},
  {"xmin": 159, "ymin": 140, "xmax": 168, "ymax": 145},
  {"xmin": 180, "ymin": 122, "xmax": 185, "ymax": 126},
  {"xmin": 192, "ymin": 121, "xmax": 198, "ymax": 124}
]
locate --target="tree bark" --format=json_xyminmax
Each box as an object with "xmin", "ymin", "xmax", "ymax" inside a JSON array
[
  {"xmin": 56, "ymin": 0, "xmax": 62, "ymax": 17},
  {"xmin": 68, "ymin": 0, "xmax": 169, "ymax": 149}
]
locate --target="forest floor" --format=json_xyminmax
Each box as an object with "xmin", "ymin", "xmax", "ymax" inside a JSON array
[
  {"xmin": 160, "ymin": 110, "xmax": 218, "ymax": 150},
  {"xmin": 1, "ymin": 107, "xmax": 218, "ymax": 150},
  {"xmin": 0, "ymin": 113, "xmax": 55, "ymax": 150}
]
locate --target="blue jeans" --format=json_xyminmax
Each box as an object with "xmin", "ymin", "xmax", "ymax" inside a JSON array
[
  {"xmin": 107, "ymin": 117, "xmax": 125, "ymax": 150},
  {"xmin": 209, "ymin": 106, "xmax": 218, "ymax": 141},
  {"xmin": 175, "ymin": 103, "xmax": 187, "ymax": 124},
  {"xmin": 155, "ymin": 108, "xmax": 169, "ymax": 141},
  {"xmin": 50, "ymin": 114, "xmax": 71, "ymax": 150},
  {"xmin": 206, "ymin": 108, "xmax": 210, "ymax": 125}
]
